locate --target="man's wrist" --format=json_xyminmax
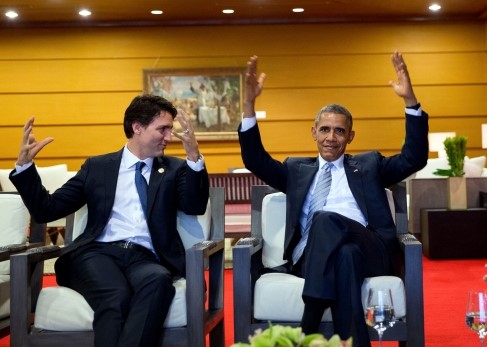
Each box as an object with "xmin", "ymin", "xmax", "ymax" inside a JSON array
[{"xmin": 406, "ymin": 102, "xmax": 421, "ymax": 110}]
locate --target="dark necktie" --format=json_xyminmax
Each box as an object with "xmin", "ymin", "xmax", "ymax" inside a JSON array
[
  {"xmin": 135, "ymin": 161, "xmax": 148, "ymax": 219},
  {"xmin": 292, "ymin": 162, "xmax": 333, "ymax": 264}
]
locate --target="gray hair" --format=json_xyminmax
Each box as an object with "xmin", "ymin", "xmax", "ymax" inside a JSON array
[{"xmin": 315, "ymin": 104, "xmax": 353, "ymax": 129}]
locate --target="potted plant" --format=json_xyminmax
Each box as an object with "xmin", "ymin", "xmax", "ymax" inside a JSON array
[
  {"xmin": 433, "ymin": 135, "xmax": 468, "ymax": 209},
  {"xmin": 433, "ymin": 136, "xmax": 467, "ymax": 177},
  {"xmin": 230, "ymin": 324, "xmax": 352, "ymax": 347}
]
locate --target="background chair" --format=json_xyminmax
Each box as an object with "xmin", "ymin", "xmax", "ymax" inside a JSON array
[
  {"xmin": 233, "ymin": 183, "xmax": 424, "ymax": 347},
  {"xmin": 0, "ymin": 165, "xmax": 77, "ymax": 245},
  {"xmin": 10, "ymin": 187, "xmax": 225, "ymax": 347},
  {"xmin": 0, "ymin": 193, "xmax": 45, "ymax": 337}
]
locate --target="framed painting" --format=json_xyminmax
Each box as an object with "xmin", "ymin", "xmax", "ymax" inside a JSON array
[{"xmin": 143, "ymin": 67, "xmax": 245, "ymax": 140}]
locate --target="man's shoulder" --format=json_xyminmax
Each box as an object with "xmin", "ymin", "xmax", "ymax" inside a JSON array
[
  {"xmin": 84, "ymin": 150, "xmax": 122, "ymax": 164},
  {"xmin": 345, "ymin": 152, "xmax": 380, "ymax": 162},
  {"xmin": 155, "ymin": 155, "xmax": 186, "ymax": 167},
  {"xmin": 285, "ymin": 157, "xmax": 315, "ymax": 165}
]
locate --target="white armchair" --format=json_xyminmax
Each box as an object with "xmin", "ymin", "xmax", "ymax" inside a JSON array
[
  {"xmin": 0, "ymin": 193, "xmax": 45, "ymax": 337},
  {"xmin": 233, "ymin": 184, "xmax": 424, "ymax": 347},
  {"xmin": 10, "ymin": 187, "xmax": 225, "ymax": 347},
  {"xmin": 0, "ymin": 165, "xmax": 76, "ymax": 244}
]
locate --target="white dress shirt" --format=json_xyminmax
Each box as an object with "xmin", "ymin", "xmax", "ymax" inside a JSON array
[
  {"xmin": 96, "ymin": 146, "xmax": 156, "ymax": 252},
  {"xmin": 298, "ymin": 155, "xmax": 367, "ymax": 234}
]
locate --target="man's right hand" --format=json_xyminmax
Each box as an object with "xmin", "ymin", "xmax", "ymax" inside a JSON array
[
  {"xmin": 17, "ymin": 116, "xmax": 54, "ymax": 166},
  {"xmin": 243, "ymin": 55, "xmax": 266, "ymax": 118}
]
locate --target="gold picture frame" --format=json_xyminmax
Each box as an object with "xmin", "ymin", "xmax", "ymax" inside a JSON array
[{"xmin": 143, "ymin": 67, "xmax": 244, "ymax": 140}]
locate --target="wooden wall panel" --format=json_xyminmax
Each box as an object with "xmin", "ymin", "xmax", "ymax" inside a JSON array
[
  {"xmin": 0, "ymin": 22, "xmax": 484, "ymax": 58},
  {"xmin": 0, "ymin": 21, "xmax": 486, "ymax": 173},
  {"xmin": 2, "ymin": 52, "xmax": 485, "ymax": 94}
]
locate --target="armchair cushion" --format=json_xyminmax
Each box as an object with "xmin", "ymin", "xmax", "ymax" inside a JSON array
[
  {"xmin": 0, "ymin": 169, "xmax": 16, "ymax": 192},
  {"xmin": 0, "ymin": 193, "xmax": 30, "ymax": 275},
  {"xmin": 0, "ymin": 164, "xmax": 70, "ymax": 193},
  {"xmin": 254, "ymin": 273, "xmax": 332, "ymax": 322},
  {"xmin": 177, "ymin": 200, "xmax": 211, "ymax": 250},
  {"xmin": 253, "ymin": 274, "xmax": 405, "ymax": 323},
  {"xmin": 0, "ymin": 193, "xmax": 30, "ymax": 320},
  {"xmin": 34, "ymin": 278, "xmax": 188, "ymax": 331},
  {"xmin": 261, "ymin": 193, "xmax": 287, "ymax": 268}
]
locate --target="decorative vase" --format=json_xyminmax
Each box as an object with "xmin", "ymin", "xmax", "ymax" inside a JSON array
[{"xmin": 447, "ymin": 176, "xmax": 467, "ymax": 210}]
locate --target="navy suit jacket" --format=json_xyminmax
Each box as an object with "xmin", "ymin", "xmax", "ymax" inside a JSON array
[
  {"xmin": 10, "ymin": 148, "xmax": 209, "ymax": 281},
  {"xmin": 239, "ymin": 113, "xmax": 428, "ymax": 263}
]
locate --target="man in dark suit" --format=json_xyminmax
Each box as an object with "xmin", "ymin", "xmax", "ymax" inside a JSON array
[
  {"xmin": 10, "ymin": 95, "xmax": 209, "ymax": 347},
  {"xmin": 239, "ymin": 52, "xmax": 428, "ymax": 346}
]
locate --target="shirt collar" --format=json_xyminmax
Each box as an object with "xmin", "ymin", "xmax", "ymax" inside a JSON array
[
  {"xmin": 122, "ymin": 144, "xmax": 153, "ymax": 170},
  {"xmin": 317, "ymin": 154, "xmax": 344, "ymax": 170}
]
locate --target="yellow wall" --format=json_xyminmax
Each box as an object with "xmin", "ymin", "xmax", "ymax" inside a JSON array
[{"xmin": 0, "ymin": 21, "xmax": 486, "ymax": 173}]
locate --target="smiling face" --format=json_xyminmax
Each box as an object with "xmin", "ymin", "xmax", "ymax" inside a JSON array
[
  {"xmin": 311, "ymin": 112, "xmax": 355, "ymax": 162},
  {"xmin": 128, "ymin": 111, "xmax": 174, "ymax": 159}
]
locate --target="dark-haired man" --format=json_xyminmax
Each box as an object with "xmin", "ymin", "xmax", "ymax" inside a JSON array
[
  {"xmin": 238, "ymin": 52, "xmax": 428, "ymax": 346},
  {"xmin": 10, "ymin": 95, "xmax": 209, "ymax": 347}
]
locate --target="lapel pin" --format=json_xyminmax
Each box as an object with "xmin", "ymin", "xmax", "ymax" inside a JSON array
[
  {"xmin": 158, "ymin": 168, "xmax": 165, "ymax": 174},
  {"xmin": 354, "ymin": 169, "xmax": 359, "ymax": 172}
]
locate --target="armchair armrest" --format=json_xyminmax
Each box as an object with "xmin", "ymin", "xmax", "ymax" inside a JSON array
[
  {"xmin": 10, "ymin": 244, "xmax": 62, "ymax": 343},
  {"xmin": 0, "ymin": 242, "xmax": 45, "ymax": 261},
  {"xmin": 397, "ymin": 233, "xmax": 424, "ymax": 346},
  {"xmin": 232, "ymin": 237, "xmax": 263, "ymax": 342},
  {"xmin": 185, "ymin": 238, "xmax": 224, "ymax": 336}
]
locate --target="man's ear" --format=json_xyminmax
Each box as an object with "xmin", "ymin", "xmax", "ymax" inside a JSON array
[
  {"xmin": 133, "ymin": 122, "xmax": 142, "ymax": 135},
  {"xmin": 348, "ymin": 130, "xmax": 355, "ymax": 144},
  {"xmin": 311, "ymin": 126, "xmax": 317, "ymax": 141}
]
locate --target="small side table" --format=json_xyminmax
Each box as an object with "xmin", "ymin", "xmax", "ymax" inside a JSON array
[{"xmin": 420, "ymin": 208, "xmax": 487, "ymax": 259}]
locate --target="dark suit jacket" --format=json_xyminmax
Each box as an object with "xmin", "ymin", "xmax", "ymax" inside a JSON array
[
  {"xmin": 239, "ymin": 113, "xmax": 428, "ymax": 263},
  {"xmin": 10, "ymin": 148, "xmax": 209, "ymax": 281}
]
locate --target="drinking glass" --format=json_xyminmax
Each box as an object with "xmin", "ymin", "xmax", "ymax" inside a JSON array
[
  {"xmin": 466, "ymin": 290, "xmax": 487, "ymax": 347},
  {"xmin": 365, "ymin": 288, "xmax": 396, "ymax": 347}
]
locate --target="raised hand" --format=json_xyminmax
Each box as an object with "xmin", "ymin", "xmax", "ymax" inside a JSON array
[
  {"xmin": 243, "ymin": 55, "xmax": 266, "ymax": 118},
  {"xmin": 389, "ymin": 51, "xmax": 418, "ymax": 107},
  {"xmin": 17, "ymin": 116, "xmax": 54, "ymax": 166},
  {"xmin": 172, "ymin": 109, "xmax": 200, "ymax": 162}
]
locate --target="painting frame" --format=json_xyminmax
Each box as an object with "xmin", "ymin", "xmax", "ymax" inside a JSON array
[{"xmin": 142, "ymin": 67, "xmax": 245, "ymax": 141}]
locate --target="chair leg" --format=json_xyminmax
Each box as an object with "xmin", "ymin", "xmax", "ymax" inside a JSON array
[{"xmin": 209, "ymin": 318, "xmax": 225, "ymax": 347}]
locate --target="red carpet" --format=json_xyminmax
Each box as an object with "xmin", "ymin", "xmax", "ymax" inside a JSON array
[{"xmin": 2, "ymin": 257, "xmax": 486, "ymax": 347}]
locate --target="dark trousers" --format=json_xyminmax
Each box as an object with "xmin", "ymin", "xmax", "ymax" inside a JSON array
[
  {"xmin": 63, "ymin": 242, "xmax": 175, "ymax": 347},
  {"xmin": 298, "ymin": 211, "xmax": 390, "ymax": 347}
]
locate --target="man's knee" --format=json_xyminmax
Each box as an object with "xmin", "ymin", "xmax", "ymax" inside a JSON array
[
  {"xmin": 313, "ymin": 211, "xmax": 349, "ymax": 233},
  {"xmin": 335, "ymin": 244, "xmax": 364, "ymax": 269}
]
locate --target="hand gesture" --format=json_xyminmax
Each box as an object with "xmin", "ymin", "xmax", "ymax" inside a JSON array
[
  {"xmin": 243, "ymin": 55, "xmax": 266, "ymax": 118},
  {"xmin": 17, "ymin": 117, "xmax": 54, "ymax": 166},
  {"xmin": 171, "ymin": 109, "xmax": 201, "ymax": 162},
  {"xmin": 389, "ymin": 51, "xmax": 418, "ymax": 107}
]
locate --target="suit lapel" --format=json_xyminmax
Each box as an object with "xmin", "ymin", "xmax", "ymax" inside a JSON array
[
  {"xmin": 290, "ymin": 160, "xmax": 319, "ymax": 224},
  {"xmin": 105, "ymin": 150, "xmax": 123, "ymax": 220},
  {"xmin": 344, "ymin": 156, "xmax": 368, "ymax": 221},
  {"xmin": 147, "ymin": 156, "xmax": 166, "ymax": 217}
]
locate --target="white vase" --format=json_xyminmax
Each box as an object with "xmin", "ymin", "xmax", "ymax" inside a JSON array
[{"xmin": 447, "ymin": 176, "xmax": 467, "ymax": 210}]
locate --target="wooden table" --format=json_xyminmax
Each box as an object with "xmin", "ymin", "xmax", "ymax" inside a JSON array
[{"xmin": 420, "ymin": 208, "xmax": 487, "ymax": 259}]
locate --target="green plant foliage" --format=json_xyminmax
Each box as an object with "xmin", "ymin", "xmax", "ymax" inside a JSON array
[
  {"xmin": 433, "ymin": 136, "xmax": 467, "ymax": 177},
  {"xmin": 231, "ymin": 324, "xmax": 352, "ymax": 347}
]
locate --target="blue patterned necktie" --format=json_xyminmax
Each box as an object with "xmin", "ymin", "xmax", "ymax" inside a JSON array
[
  {"xmin": 135, "ymin": 161, "xmax": 148, "ymax": 219},
  {"xmin": 292, "ymin": 162, "xmax": 333, "ymax": 264}
]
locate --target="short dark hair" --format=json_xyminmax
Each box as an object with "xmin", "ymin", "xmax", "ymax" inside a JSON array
[
  {"xmin": 315, "ymin": 104, "xmax": 353, "ymax": 130},
  {"xmin": 123, "ymin": 94, "xmax": 178, "ymax": 138}
]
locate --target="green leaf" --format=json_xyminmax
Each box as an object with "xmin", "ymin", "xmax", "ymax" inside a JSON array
[{"xmin": 433, "ymin": 168, "xmax": 452, "ymax": 177}]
